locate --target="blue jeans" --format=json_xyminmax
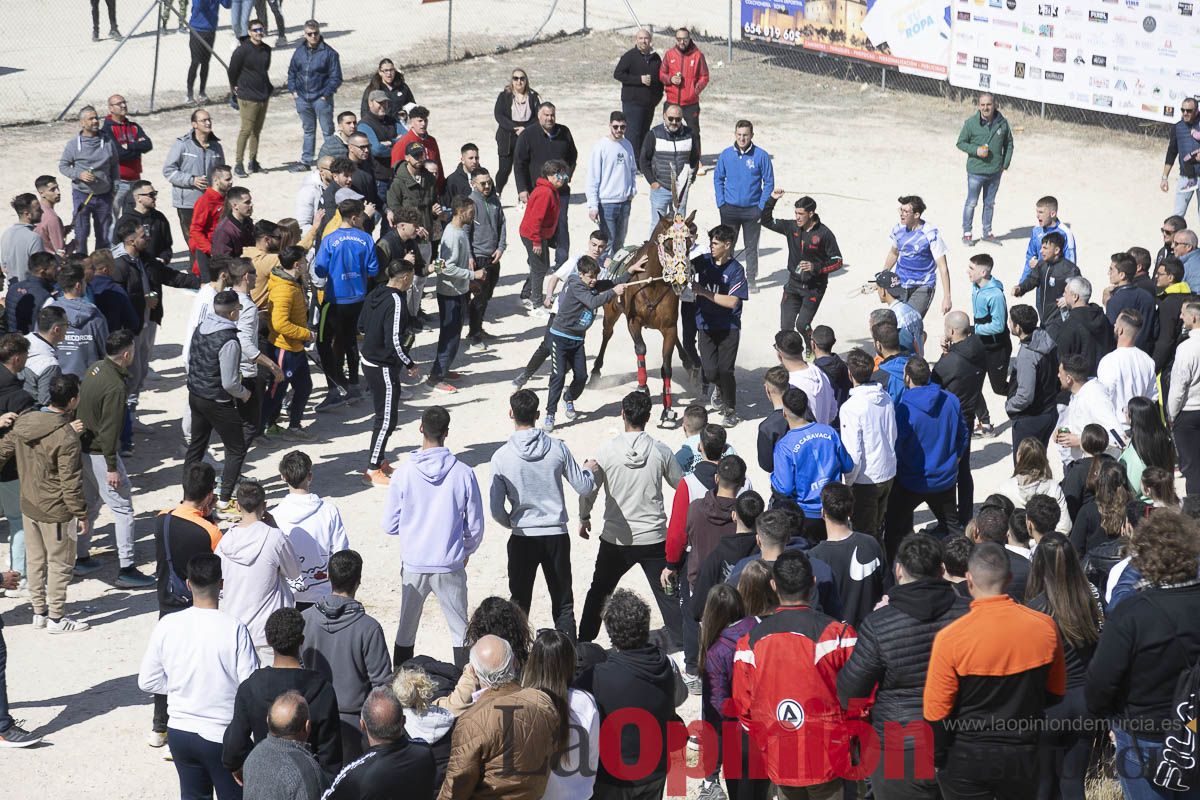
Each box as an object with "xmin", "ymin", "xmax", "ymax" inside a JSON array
[
  {"xmin": 71, "ymin": 188, "xmax": 113, "ymax": 254},
  {"xmin": 963, "ymin": 171, "xmax": 1003, "ymax": 235},
  {"xmin": 168, "ymin": 728, "xmax": 243, "ymax": 800},
  {"xmin": 431, "ymin": 292, "xmax": 467, "ymax": 380},
  {"xmin": 230, "ymin": 0, "xmax": 252, "ymax": 38},
  {"xmin": 295, "ymin": 96, "xmax": 334, "ymax": 165},
  {"xmin": 1113, "ymin": 726, "xmax": 1200, "ymax": 800},
  {"xmin": 554, "ymin": 192, "xmax": 570, "ymax": 268},
  {"xmin": 597, "ymin": 200, "xmax": 631, "ymax": 259},
  {"xmin": 650, "ymin": 186, "xmax": 675, "ymax": 237},
  {"xmin": 112, "ymin": 179, "xmax": 135, "ymax": 224},
  {"xmin": 0, "ymin": 480, "xmax": 22, "ymax": 578},
  {"xmin": 1173, "ymin": 175, "xmax": 1200, "ymax": 224}
]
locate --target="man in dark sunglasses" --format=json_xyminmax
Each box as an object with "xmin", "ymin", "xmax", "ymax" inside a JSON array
[
  {"xmin": 228, "ymin": 18, "xmax": 274, "ymax": 177},
  {"xmin": 1162, "ymin": 98, "xmax": 1200, "ymax": 223},
  {"xmin": 585, "ymin": 110, "xmax": 638, "ymax": 259},
  {"xmin": 119, "ymin": 180, "xmax": 175, "ymax": 274},
  {"xmin": 287, "ymin": 20, "xmax": 343, "ymax": 172}
]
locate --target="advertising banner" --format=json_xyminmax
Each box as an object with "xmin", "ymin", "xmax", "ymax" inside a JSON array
[
  {"xmin": 741, "ymin": 0, "xmax": 952, "ymax": 78},
  {"xmin": 948, "ymin": 0, "xmax": 1200, "ymax": 122}
]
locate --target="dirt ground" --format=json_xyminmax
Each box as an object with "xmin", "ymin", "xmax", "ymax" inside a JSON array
[{"xmin": 0, "ymin": 30, "xmax": 1164, "ymax": 799}]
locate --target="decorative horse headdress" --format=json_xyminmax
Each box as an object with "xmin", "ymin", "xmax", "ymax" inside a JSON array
[{"xmin": 657, "ymin": 214, "xmax": 694, "ymax": 296}]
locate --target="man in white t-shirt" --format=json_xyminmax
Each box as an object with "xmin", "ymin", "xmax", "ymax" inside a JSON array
[
  {"xmin": 1054, "ymin": 353, "xmax": 1127, "ymax": 466},
  {"xmin": 1096, "ymin": 307, "xmax": 1157, "ymax": 424},
  {"xmin": 512, "ymin": 230, "xmax": 610, "ymax": 388},
  {"xmin": 774, "ymin": 329, "xmax": 836, "ymax": 425}
]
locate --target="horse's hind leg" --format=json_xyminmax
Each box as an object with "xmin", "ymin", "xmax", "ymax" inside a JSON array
[
  {"xmin": 591, "ymin": 303, "xmax": 617, "ymax": 381},
  {"xmin": 630, "ymin": 320, "xmax": 649, "ymax": 393}
]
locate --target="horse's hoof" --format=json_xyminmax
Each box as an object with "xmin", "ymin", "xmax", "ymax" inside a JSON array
[
  {"xmin": 636, "ymin": 385, "xmax": 650, "ymax": 395},
  {"xmin": 657, "ymin": 410, "xmax": 680, "ymax": 429}
]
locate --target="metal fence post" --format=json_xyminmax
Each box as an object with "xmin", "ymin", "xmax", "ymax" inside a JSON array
[
  {"xmin": 311, "ymin": 0, "xmax": 316, "ymax": 19},
  {"xmin": 728, "ymin": 0, "xmax": 734, "ymax": 62},
  {"xmin": 150, "ymin": 0, "xmax": 163, "ymax": 111},
  {"xmin": 583, "ymin": 0, "xmax": 588, "ymax": 31},
  {"xmin": 447, "ymin": 0, "xmax": 454, "ymax": 62},
  {"xmin": 881, "ymin": 67, "xmax": 887, "ymax": 90}
]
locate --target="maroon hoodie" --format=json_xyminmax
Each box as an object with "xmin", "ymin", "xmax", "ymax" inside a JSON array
[{"xmin": 685, "ymin": 491, "xmax": 736, "ymax": 587}]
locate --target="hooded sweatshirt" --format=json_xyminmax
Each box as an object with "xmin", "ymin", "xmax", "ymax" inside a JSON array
[
  {"xmin": 894, "ymin": 384, "xmax": 969, "ymax": 494},
  {"xmin": 576, "ymin": 645, "xmax": 685, "ymax": 787},
  {"xmin": 684, "ymin": 492, "xmax": 737, "ymax": 587},
  {"xmin": 580, "ymin": 430, "xmax": 683, "ymax": 546},
  {"xmin": 272, "ymin": 493, "xmax": 350, "ymax": 604},
  {"xmin": 50, "ymin": 296, "xmax": 109, "ymax": 378},
  {"xmin": 382, "ymin": 446, "xmax": 484, "ymax": 573},
  {"xmin": 1005, "ymin": 329, "xmax": 1059, "ymax": 417},
  {"xmin": 1058, "ymin": 302, "xmax": 1116, "ymax": 376},
  {"xmin": 58, "ymin": 132, "xmax": 120, "ymax": 195},
  {"xmin": 488, "ymin": 427, "xmax": 595, "ymax": 537},
  {"xmin": 22, "ymin": 333, "xmax": 61, "ymax": 407},
  {"xmin": 301, "ymin": 595, "xmax": 393, "ymax": 717},
  {"xmin": 840, "ymin": 382, "xmax": 898, "ymax": 486},
  {"xmin": 215, "ymin": 520, "xmax": 302, "ymax": 647},
  {"xmin": 357, "ymin": 285, "xmax": 414, "ymax": 369}
]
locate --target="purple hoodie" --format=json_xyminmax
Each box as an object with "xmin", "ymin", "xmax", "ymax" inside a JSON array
[
  {"xmin": 382, "ymin": 446, "xmax": 484, "ymax": 572},
  {"xmin": 704, "ymin": 615, "xmax": 760, "ymax": 721}
]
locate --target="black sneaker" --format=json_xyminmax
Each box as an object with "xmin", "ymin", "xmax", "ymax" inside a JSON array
[
  {"xmin": 233, "ymin": 164, "xmax": 248, "ymax": 178},
  {"xmin": 0, "ymin": 722, "xmax": 42, "ymax": 748},
  {"xmin": 109, "ymin": 26, "xmax": 122, "ymax": 38},
  {"xmin": 92, "ymin": 29, "xmax": 100, "ymax": 41},
  {"xmin": 116, "ymin": 566, "xmax": 156, "ymax": 590},
  {"xmin": 248, "ymin": 159, "xmax": 263, "ymax": 173},
  {"xmin": 73, "ymin": 557, "xmax": 102, "ymax": 577}
]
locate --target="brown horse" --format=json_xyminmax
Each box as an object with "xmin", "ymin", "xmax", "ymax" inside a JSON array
[{"xmin": 591, "ymin": 211, "xmax": 698, "ymax": 428}]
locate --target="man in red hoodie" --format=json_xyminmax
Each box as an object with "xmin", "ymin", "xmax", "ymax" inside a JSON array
[
  {"xmin": 659, "ymin": 28, "xmax": 710, "ymax": 162},
  {"xmin": 102, "ymin": 94, "xmax": 153, "ymax": 223},
  {"xmin": 188, "ymin": 165, "xmax": 233, "ymax": 280},
  {"xmin": 518, "ymin": 160, "xmax": 567, "ymax": 310}
]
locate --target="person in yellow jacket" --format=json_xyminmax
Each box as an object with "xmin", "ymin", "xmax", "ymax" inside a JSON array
[{"xmin": 262, "ymin": 245, "xmax": 314, "ymax": 439}]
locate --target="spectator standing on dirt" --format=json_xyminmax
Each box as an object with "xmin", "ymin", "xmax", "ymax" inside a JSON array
[
  {"xmin": 492, "ymin": 69, "xmax": 540, "ymax": 199},
  {"xmin": 163, "ymin": 110, "xmax": 225, "ymax": 248},
  {"xmin": 612, "ymin": 28, "xmax": 663, "ymax": 156},
  {"xmin": 0, "ymin": 194, "xmax": 45, "ymax": 284},
  {"xmin": 515, "ymin": 102, "xmax": 578, "ymax": 270},
  {"xmin": 882, "ymin": 195, "xmax": 952, "ymax": 318},
  {"xmin": 640, "ymin": 104, "xmax": 701, "ymax": 234},
  {"xmin": 228, "ymin": 20, "xmax": 273, "ymax": 178},
  {"xmin": 586, "ymin": 111, "xmax": 638, "ymax": 259},
  {"xmin": 956, "ymin": 93, "xmax": 1013, "ymax": 245},
  {"xmin": 59, "ymin": 105, "xmax": 120, "ymax": 254},
  {"xmin": 761, "ymin": 188, "xmax": 843, "ymax": 345},
  {"xmin": 714, "ymin": 119, "xmax": 773, "ymax": 292},
  {"xmin": 659, "ymin": 28, "xmax": 709, "ymax": 161},
  {"xmin": 1160, "ymin": 98, "xmax": 1200, "ymax": 223},
  {"xmin": 34, "ymin": 176, "xmax": 69, "ymax": 257},
  {"xmin": 287, "ymin": 20, "xmax": 342, "ymax": 173},
  {"xmin": 102, "ymin": 94, "xmax": 153, "ymax": 222}
]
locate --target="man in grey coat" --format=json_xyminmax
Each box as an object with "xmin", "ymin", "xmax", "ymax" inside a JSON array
[
  {"xmin": 466, "ymin": 168, "xmax": 507, "ymax": 351},
  {"xmin": 242, "ymin": 691, "xmax": 327, "ymax": 800},
  {"xmin": 489, "ymin": 389, "xmax": 595, "ymax": 640},
  {"xmin": 161, "ymin": 110, "xmax": 226, "ymax": 242},
  {"xmin": 58, "ymin": 105, "xmax": 120, "ymax": 254}
]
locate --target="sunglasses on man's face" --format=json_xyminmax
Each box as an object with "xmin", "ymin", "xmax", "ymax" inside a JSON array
[
  {"xmin": 512, "ymin": 76, "xmax": 527, "ymax": 81},
  {"xmin": 250, "ymin": 27, "xmax": 265, "ymax": 33},
  {"xmin": 137, "ymin": 192, "xmax": 158, "ymax": 198},
  {"xmin": 666, "ymin": 116, "xmax": 682, "ymax": 122}
]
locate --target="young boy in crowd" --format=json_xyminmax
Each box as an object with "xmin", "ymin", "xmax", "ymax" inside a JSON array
[{"xmin": 272, "ymin": 451, "xmax": 350, "ymax": 611}]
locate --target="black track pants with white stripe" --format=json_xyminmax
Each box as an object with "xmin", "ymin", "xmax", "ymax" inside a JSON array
[{"xmin": 364, "ymin": 362, "xmax": 401, "ymax": 470}]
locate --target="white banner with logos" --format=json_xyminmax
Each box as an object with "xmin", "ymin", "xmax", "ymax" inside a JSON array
[{"xmin": 948, "ymin": 0, "xmax": 1200, "ymax": 122}]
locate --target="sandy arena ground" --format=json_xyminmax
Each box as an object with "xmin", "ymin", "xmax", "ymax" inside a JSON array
[{"xmin": 0, "ymin": 29, "xmax": 1168, "ymax": 799}]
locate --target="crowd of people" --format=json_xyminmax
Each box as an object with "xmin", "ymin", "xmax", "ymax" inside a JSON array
[{"xmin": 3, "ymin": 15, "xmax": 1200, "ymax": 800}]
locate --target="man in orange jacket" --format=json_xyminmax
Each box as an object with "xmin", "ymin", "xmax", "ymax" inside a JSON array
[
  {"xmin": 518, "ymin": 159, "xmax": 568, "ymax": 311},
  {"xmin": 659, "ymin": 27, "xmax": 710, "ymax": 163},
  {"xmin": 187, "ymin": 165, "xmax": 233, "ymax": 280}
]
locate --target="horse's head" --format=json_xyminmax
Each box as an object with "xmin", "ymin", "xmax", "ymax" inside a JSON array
[{"xmin": 653, "ymin": 210, "xmax": 697, "ymax": 295}]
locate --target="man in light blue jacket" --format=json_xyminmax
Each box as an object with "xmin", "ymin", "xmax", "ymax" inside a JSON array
[
  {"xmin": 489, "ymin": 389, "xmax": 595, "ymax": 640},
  {"xmin": 586, "ymin": 111, "xmax": 639, "ymax": 259},
  {"xmin": 287, "ymin": 20, "xmax": 343, "ymax": 171},
  {"xmin": 382, "ymin": 406, "xmax": 483, "ymax": 668},
  {"xmin": 713, "ymin": 119, "xmax": 774, "ymax": 291}
]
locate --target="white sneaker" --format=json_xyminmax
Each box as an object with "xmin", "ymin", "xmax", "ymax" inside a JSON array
[
  {"xmin": 31, "ymin": 614, "xmax": 47, "ymax": 630},
  {"xmin": 147, "ymin": 730, "xmax": 168, "ymax": 748},
  {"xmin": 47, "ymin": 616, "xmax": 90, "ymax": 634}
]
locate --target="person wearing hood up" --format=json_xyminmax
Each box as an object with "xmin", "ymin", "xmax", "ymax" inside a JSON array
[
  {"xmin": 576, "ymin": 589, "xmax": 686, "ymax": 799},
  {"xmin": 1056, "ymin": 276, "xmax": 1115, "ymax": 378},
  {"xmin": 23, "ymin": 306, "xmax": 67, "ymax": 407},
  {"xmin": 274, "ymin": 451, "xmax": 349, "ymax": 612},
  {"xmin": 577, "ymin": 391, "xmax": 685, "ymax": 651},
  {"xmin": 840, "ymin": 348, "xmax": 898, "ymax": 541},
  {"xmin": 836, "ymin": 533, "xmax": 969, "ymax": 798},
  {"xmin": 932, "ymin": 311, "xmax": 986, "ymax": 526},
  {"xmin": 215, "ymin": 481, "xmax": 301, "ymax": 659},
  {"xmin": 184, "ymin": 290, "xmax": 252, "ymax": 518},
  {"xmin": 884, "ymin": 357, "xmax": 970, "ymax": 560},
  {"xmin": 302, "ymin": 549, "xmax": 392, "ymax": 764},
  {"xmin": 489, "ymin": 389, "xmax": 595, "ymax": 640},
  {"xmin": 382, "ymin": 406, "xmax": 484, "ymax": 669},
  {"xmin": 356, "ymin": 259, "xmax": 419, "ymax": 487},
  {"xmin": 50, "ymin": 260, "xmax": 109, "ymax": 379},
  {"xmin": 1006, "ymin": 304, "xmax": 1061, "ymax": 452}
]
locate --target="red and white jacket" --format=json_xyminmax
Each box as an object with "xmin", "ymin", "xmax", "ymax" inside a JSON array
[
  {"xmin": 731, "ymin": 605, "xmax": 860, "ymax": 787},
  {"xmin": 659, "ymin": 44, "xmax": 710, "ymax": 108}
]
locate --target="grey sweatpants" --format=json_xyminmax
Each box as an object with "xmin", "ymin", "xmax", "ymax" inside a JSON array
[
  {"xmin": 80, "ymin": 453, "xmax": 136, "ymax": 568},
  {"xmin": 395, "ymin": 567, "xmax": 468, "ymax": 648}
]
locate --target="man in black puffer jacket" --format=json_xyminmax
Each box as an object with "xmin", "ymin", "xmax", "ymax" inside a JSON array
[
  {"xmin": 837, "ymin": 534, "xmax": 969, "ymax": 799},
  {"xmin": 1057, "ymin": 276, "xmax": 1115, "ymax": 377},
  {"xmin": 932, "ymin": 311, "xmax": 986, "ymax": 526}
]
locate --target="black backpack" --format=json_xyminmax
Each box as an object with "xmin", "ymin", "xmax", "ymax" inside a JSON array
[{"xmin": 1143, "ymin": 593, "xmax": 1200, "ymax": 792}]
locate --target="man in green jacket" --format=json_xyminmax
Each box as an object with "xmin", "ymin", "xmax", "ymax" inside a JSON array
[
  {"xmin": 956, "ymin": 93, "xmax": 1014, "ymax": 246},
  {"xmin": 76, "ymin": 329, "xmax": 154, "ymax": 589}
]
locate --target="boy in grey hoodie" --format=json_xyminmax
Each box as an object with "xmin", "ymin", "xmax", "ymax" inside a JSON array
[
  {"xmin": 300, "ymin": 550, "xmax": 392, "ymax": 763},
  {"xmin": 489, "ymin": 389, "xmax": 595, "ymax": 639},
  {"xmin": 23, "ymin": 308, "xmax": 66, "ymax": 406},
  {"xmin": 50, "ymin": 260, "xmax": 109, "ymax": 378},
  {"xmin": 577, "ymin": 391, "xmax": 684, "ymax": 650},
  {"xmin": 382, "ymin": 406, "xmax": 483, "ymax": 668}
]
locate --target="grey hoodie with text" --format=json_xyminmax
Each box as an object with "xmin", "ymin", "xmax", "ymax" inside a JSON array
[
  {"xmin": 50, "ymin": 297, "xmax": 109, "ymax": 378},
  {"xmin": 301, "ymin": 595, "xmax": 392, "ymax": 718},
  {"xmin": 488, "ymin": 428, "xmax": 595, "ymax": 537},
  {"xmin": 581, "ymin": 430, "xmax": 683, "ymax": 546}
]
